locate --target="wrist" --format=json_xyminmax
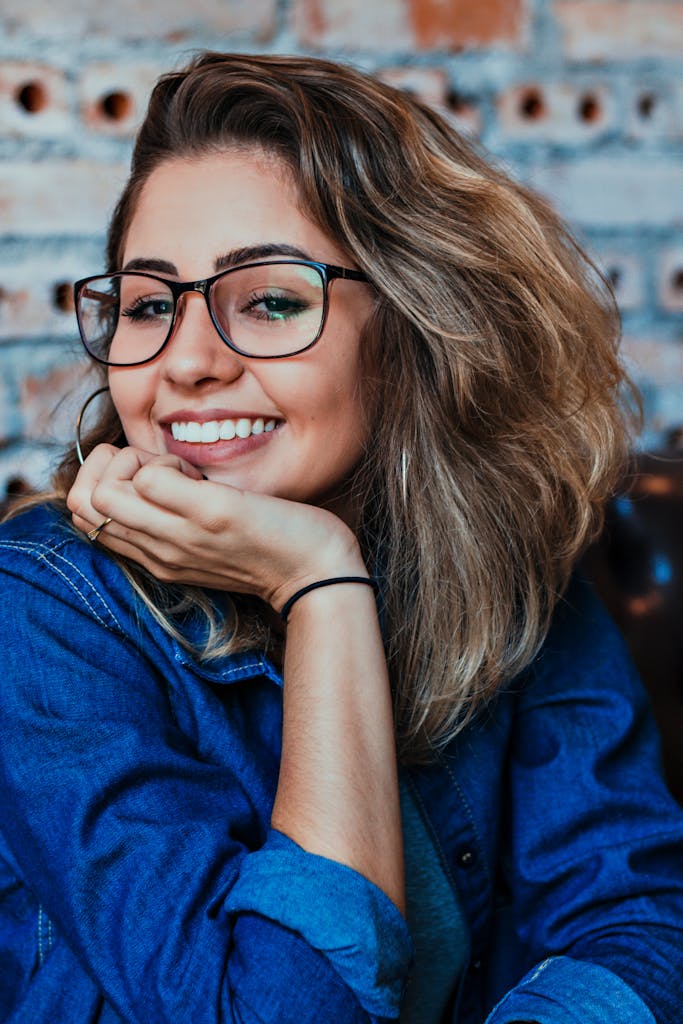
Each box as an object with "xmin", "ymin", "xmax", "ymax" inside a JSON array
[
  {"xmin": 280, "ymin": 576, "xmax": 379, "ymax": 623},
  {"xmin": 267, "ymin": 522, "xmax": 369, "ymax": 613}
]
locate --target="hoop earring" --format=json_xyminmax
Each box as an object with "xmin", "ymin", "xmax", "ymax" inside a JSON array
[
  {"xmin": 75, "ymin": 386, "xmax": 110, "ymax": 466},
  {"xmin": 400, "ymin": 446, "xmax": 410, "ymax": 506}
]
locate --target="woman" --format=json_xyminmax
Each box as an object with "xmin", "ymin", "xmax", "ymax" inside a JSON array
[{"xmin": 0, "ymin": 51, "xmax": 681, "ymax": 1024}]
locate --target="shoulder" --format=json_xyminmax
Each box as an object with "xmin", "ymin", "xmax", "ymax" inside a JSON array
[
  {"xmin": 521, "ymin": 574, "xmax": 640, "ymax": 702},
  {"xmin": 0, "ymin": 502, "xmax": 132, "ymax": 636},
  {"xmin": 508, "ymin": 575, "xmax": 665, "ymax": 792}
]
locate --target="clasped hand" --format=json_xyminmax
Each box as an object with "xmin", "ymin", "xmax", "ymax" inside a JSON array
[{"xmin": 67, "ymin": 444, "xmax": 366, "ymax": 613}]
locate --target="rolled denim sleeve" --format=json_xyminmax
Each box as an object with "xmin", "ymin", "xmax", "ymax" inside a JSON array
[
  {"xmin": 226, "ymin": 828, "xmax": 411, "ymax": 1017},
  {"xmin": 486, "ymin": 956, "xmax": 656, "ymax": 1024}
]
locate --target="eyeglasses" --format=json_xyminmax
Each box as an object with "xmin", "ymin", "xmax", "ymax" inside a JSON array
[{"xmin": 73, "ymin": 260, "xmax": 369, "ymax": 365}]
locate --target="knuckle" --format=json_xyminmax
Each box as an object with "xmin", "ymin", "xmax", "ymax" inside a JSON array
[{"xmin": 152, "ymin": 562, "xmax": 179, "ymax": 584}]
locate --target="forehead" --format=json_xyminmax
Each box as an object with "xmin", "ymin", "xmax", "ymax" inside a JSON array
[{"xmin": 122, "ymin": 150, "xmax": 346, "ymax": 269}]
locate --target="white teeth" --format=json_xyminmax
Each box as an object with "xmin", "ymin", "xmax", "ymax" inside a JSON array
[
  {"xmin": 201, "ymin": 421, "xmax": 220, "ymax": 443},
  {"xmin": 170, "ymin": 417, "xmax": 277, "ymax": 443}
]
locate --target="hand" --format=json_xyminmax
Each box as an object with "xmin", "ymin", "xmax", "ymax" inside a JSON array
[{"xmin": 67, "ymin": 444, "xmax": 368, "ymax": 611}]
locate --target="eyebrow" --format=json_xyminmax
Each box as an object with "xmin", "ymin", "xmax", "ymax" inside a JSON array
[{"xmin": 122, "ymin": 243, "xmax": 312, "ymax": 276}]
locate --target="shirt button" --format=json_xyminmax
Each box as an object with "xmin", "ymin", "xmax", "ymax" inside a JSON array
[{"xmin": 458, "ymin": 848, "xmax": 476, "ymax": 868}]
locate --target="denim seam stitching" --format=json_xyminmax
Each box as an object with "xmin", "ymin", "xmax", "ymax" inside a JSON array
[
  {"xmin": 223, "ymin": 661, "xmax": 265, "ymax": 678},
  {"xmin": 441, "ymin": 757, "xmax": 492, "ymax": 888},
  {"xmin": 38, "ymin": 905, "xmax": 44, "ymax": 966},
  {"xmin": 0, "ymin": 540, "xmax": 123, "ymax": 632}
]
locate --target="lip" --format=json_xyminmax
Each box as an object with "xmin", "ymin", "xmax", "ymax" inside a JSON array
[
  {"xmin": 158, "ymin": 407, "xmax": 281, "ymax": 426},
  {"xmin": 162, "ymin": 420, "xmax": 282, "ymax": 467}
]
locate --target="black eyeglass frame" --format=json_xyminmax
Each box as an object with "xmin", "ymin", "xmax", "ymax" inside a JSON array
[{"xmin": 73, "ymin": 259, "xmax": 369, "ymax": 366}]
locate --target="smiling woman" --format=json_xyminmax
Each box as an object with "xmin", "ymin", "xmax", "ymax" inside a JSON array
[
  {"xmin": 99, "ymin": 149, "xmax": 374, "ymax": 507},
  {"xmin": 0, "ymin": 51, "xmax": 682, "ymax": 1024}
]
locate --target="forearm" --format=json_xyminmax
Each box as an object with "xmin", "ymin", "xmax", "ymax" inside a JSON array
[{"xmin": 271, "ymin": 580, "xmax": 405, "ymax": 915}]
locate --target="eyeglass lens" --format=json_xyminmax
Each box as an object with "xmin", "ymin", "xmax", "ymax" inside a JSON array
[{"xmin": 77, "ymin": 263, "xmax": 326, "ymax": 364}]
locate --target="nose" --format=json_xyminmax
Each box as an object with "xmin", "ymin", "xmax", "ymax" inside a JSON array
[{"xmin": 160, "ymin": 290, "xmax": 244, "ymax": 388}]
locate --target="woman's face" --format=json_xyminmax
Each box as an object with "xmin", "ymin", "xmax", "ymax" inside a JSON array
[{"xmin": 109, "ymin": 150, "xmax": 375, "ymax": 515}]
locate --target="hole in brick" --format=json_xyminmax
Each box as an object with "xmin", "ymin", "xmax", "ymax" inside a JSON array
[
  {"xmin": 606, "ymin": 267, "xmax": 621, "ymax": 290},
  {"xmin": 578, "ymin": 93, "xmax": 601, "ymax": 123},
  {"xmin": 446, "ymin": 89, "xmax": 474, "ymax": 114},
  {"xmin": 637, "ymin": 93, "xmax": 656, "ymax": 119},
  {"xmin": 518, "ymin": 88, "xmax": 545, "ymax": 121},
  {"xmin": 671, "ymin": 268, "xmax": 683, "ymax": 293},
  {"xmin": 6, "ymin": 475, "xmax": 32, "ymax": 497},
  {"xmin": 53, "ymin": 282, "xmax": 74, "ymax": 313},
  {"xmin": 16, "ymin": 80, "xmax": 48, "ymax": 114},
  {"xmin": 99, "ymin": 90, "xmax": 133, "ymax": 121}
]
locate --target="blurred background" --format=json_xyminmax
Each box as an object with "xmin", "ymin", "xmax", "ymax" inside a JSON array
[{"xmin": 0, "ymin": 0, "xmax": 682, "ymax": 493}]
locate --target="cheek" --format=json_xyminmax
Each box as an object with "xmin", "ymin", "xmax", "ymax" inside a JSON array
[
  {"xmin": 286, "ymin": 367, "xmax": 367, "ymax": 448},
  {"xmin": 108, "ymin": 371, "xmax": 156, "ymax": 442}
]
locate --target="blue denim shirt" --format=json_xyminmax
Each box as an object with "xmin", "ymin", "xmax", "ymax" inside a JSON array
[{"xmin": 1, "ymin": 504, "xmax": 682, "ymax": 1024}]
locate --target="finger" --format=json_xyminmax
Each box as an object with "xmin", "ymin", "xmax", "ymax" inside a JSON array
[
  {"xmin": 130, "ymin": 462, "xmax": 243, "ymax": 527},
  {"xmin": 87, "ymin": 458, "xmax": 214, "ymax": 542},
  {"xmin": 86, "ymin": 527, "xmax": 236, "ymax": 587},
  {"xmin": 100, "ymin": 450, "xmax": 204, "ymax": 486},
  {"xmin": 67, "ymin": 444, "xmax": 125, "ymax": 534},
  {"xmin": 70, "ymin": 446, "xmax": 167, "ymax": 536}
]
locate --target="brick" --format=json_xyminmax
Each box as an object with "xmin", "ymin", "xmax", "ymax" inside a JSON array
[
  {"xmin": 1, "ymin": 264, "xmax": 75, "ymax": 339},
  {"xmin": 407, "ymin": 0, "xmax": 527, "ymax": 49},
  {"xmin": 621, "ymin": 336, "xmax": 683, "ymax": 442},
  {"xmin": 652, "ymin": 385, "xmax": 683, "ymax": 438},
  {"xmin": 593, "ymin": 250, "xmax": 644, "ymax": 312},
  {"xmin": 0, "ymin": 443, "xmax": 56, "ymax": 494},
  {"xmin": 0, "ymin": 161, "xmax": 128, "ymax": 236},
  {"xmin": 0, "ymin": 361, "xmax": 12, "ymax": 442},
  {"xmin": 658, "ymin": 247, "xmax": 683, "ymax": 312},
  {"xmin": 622, "ymin": 336, "xmax": 683, "ymax": 387},
  {"xmin": 555, "ymin": 2, "xmax": 683, "ymax": 61},
  {"xmin": 0, "ymin": 252, "xmax": 94, "ymax": 341},
  {"xmin": 378, "ymin": 66, "xmax": 451, "ymax": 108},
  {"xmin": 378, "ymin": 66, "xmax": 482, "ymax": 134},
  {"xmin": 625, "ymin": 82, "xmax": 679, "ymax": 141},
  {"xmin": 0, "ymin": 0, "xmax": 276, "ymax": 42},
  {"xmin": 497, "ymin": 81, "xmax": 614, "ymax": 143},
  {"xmin": 78, "ymin": 63, "xmax": 165, "ymax": 137},
  {"xmin": 0, "ymin": 62, "xmax": 73, "ymax": 139},
  {"xmin": 674, "ymin": 82, "xmax": 683, "ymax": 139},
  {"xmin": 527, "ymin": 157, "xmax": 683, "ymax": 229},
  {"xmin": 292, "ymin": 0, "xmax": 527, "ymax": 51},
  {"xmin": 19, "ymin": 354, "xmax": 94, "ymax": 446}
]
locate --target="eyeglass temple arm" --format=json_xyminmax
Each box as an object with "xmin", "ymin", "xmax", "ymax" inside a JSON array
[
  {"xmin": 79, "ymin": 287, "xmax": 119, "ymax": 307},
  {"xmin": 327, "ymin": 264, "xmax": 368, "ymax": 283}
]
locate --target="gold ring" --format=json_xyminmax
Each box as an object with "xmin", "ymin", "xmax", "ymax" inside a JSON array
[{"xmin": 87, "ymin": 516, "xmax": 113, "ymax": 542}]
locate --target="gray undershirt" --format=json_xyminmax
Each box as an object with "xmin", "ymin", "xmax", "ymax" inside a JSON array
[{"xmin": 399, "ymin": 773, "xmax": 468, "ymax": 1024}]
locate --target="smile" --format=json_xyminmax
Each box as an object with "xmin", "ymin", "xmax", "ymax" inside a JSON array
[{"xmin": 170, "ymin": 418, "xmax": 278, "ymax": 443}]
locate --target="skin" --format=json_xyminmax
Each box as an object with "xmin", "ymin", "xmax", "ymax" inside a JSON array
[{"xmin": 67, "ymin": 150, "xmax": 405, "ymax": 913}]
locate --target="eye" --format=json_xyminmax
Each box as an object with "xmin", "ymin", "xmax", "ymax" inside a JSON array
[
  {"xmin": 243, "ymin": 291, "xmax": 309, "ymax": 321},
  {"xmin": 121, "ymin": 295, "xmax": 174, "ymax": 324}
]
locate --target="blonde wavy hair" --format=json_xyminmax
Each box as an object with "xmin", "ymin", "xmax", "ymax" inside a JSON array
[{"xmin": 46, "ymin": 52, "xmax": 637, "ymax": 761}]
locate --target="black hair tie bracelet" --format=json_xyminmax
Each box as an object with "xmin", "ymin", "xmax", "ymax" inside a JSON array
[{"xmin": 280, "ymin": 576, "xmax": 380, "ymax": 624}]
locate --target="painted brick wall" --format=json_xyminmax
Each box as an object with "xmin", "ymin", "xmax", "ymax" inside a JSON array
[{"xmin": 1, "ymin": 0, "xmax": 682, "ymax": 492}]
